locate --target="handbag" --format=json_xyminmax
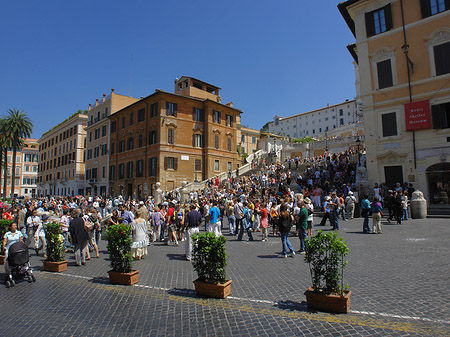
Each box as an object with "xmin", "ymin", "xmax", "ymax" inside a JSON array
[{"xmin": 83, "ymin": 217, "xmax": 94, "ymax": 232}]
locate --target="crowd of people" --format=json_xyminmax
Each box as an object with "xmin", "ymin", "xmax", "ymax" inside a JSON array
[{"xmin": 1, "ymin": 149, "xmax": 416, "ymax": 277}]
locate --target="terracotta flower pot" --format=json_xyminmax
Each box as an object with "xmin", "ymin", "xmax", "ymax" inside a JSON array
[
  {"xmin": 193, "ymin": 279, "xmax": 232, "ymax": 299},
  {"xmin": 43, "ymin": 260, "xmax": 68, "ymax": 272},
  {"xmin": 0, "ymin": 254, "xmax": 5, "ymax": 265},
  {"xmin": 108, "ymin": 269, "xmax": 139, "ymax": 285},
  {"xmin": 304, "ymin": 287, "xmax": 352, "ymax": 313}
]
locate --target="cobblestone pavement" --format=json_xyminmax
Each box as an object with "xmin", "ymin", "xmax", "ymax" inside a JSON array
[{"xmin": 1, "ymin": 216, "xmax": 449, "ymax": 336}]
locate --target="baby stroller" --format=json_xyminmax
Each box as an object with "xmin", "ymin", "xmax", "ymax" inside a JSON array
[{"xmin": 5, "ymin": 241, "xmax": 36, "ymax": 288}]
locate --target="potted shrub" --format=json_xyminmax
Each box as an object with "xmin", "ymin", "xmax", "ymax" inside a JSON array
[
  {"xmin": 106, "ymin": 223, "xmax": 139, "ymax": 285},
  {"xmin": 303, "ymin": 230, "xmax": 352, "ymax": 313},
  {"xmin": 0, "ymin": 220, "xmax": 13, "ymax": 265},
  {"xmin": 192, "ymin": 232, "xmax": 232, "ymax": 299},
  {"xmin": 43, "ymin": 222, "xmax": 68, "ymax": 272}
]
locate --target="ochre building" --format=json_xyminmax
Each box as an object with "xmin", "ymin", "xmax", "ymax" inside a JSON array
[
  {"xmin": 339, "ymin": 0, "xmax": 450, "ymax": 205},
  {"xmin": 108, "ymin": 77, "xmax": 242, "ymax": 198}
]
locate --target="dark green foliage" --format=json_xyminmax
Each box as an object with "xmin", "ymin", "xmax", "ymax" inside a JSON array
[
  {"xmin": 106, "ymin": 224, "xmax": 133, "ymax": 273},
  {"xmin": 304, "ymin": 230, "xmax": 349, "ymax": 295},
  {"xmin": 192, "ymin": 232, "xmax": 227, "ymax": 284},
  {"xmin": 44, "ymin": 222, "xmax": 65, "ymax": 262},
  {"xmin": 0, "ymin": 219, "xmax": 13, "ymax": 251}
]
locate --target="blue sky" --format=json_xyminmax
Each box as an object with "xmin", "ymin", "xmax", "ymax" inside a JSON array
[{"xmin": 0, "ymin": 0, "xmax": 356, "ymax": 138}]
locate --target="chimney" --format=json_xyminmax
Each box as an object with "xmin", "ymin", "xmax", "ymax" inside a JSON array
[
  {"xmin": 103, "ymin": 94, "xmax": 106, "ymax": 103},
  {"xmin": 88, "ymin": 103, "xmax": 92, "ymax": 111}
]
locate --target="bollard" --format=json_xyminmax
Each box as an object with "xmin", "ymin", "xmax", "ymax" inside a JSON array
[{"xmin": 410, "ymin": 190, "xmax": 427, "ymax": 219}]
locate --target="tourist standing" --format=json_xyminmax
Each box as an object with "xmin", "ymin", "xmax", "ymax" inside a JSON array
[
  {"xmin": 371, "ymin": 196, "xmax": 383, "ymax": 234},
  {"xmin": 277, "ymin": 203, "xmax": 295, "ymax": 258}
]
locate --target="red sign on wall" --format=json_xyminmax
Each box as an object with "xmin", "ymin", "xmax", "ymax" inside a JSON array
[{"xmin": 404, "ymin": 100, "xmax": 432, "ymax": 131}]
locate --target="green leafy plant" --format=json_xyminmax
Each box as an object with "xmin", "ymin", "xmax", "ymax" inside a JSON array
[
  {"xmin": 106, "ymin": 224, "xmax": 133, "ymax": 273},
  {"xmin": 0, "ymin": 219, "xmax": 13, "ymax": 252},
  {"xmin": 192, "ymin": 232, "xmax": 227, "ymax": 284},
  {"xmin": 304, "ymin": 230, "xmax": 349, "ymax": 295},
  {"xmin": 44, "ymin": 222, "xmax": 65, "ymax": 262}
]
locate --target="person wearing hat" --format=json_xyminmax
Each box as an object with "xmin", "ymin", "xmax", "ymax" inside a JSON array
[
  {"xmin": 304, "ymin": 197, "xmax": 314, "ymax": 237},
  {"xmin": 345, "ymin": 191, "xmax": 356, "ymax": 220},
  {"xmin": 34, "ymin": 214, "xmax": 48, "ymax": 258},
  {"xmin": 319, "ymin": 196, "xmax": 333, "ymax": 226}
]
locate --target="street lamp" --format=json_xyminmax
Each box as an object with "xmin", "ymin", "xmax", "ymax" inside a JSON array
[
  {"xmin": 324, "ymin": 131, "xmax": 328, "ymax": 152},
  {"xmin": 356, "ymin": 136, "xmax": 361, "ymax": 166}
]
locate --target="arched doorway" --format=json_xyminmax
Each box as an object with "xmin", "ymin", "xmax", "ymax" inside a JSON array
[{"xmin": 426, "ymin": 163, "xmax": 450, "ymax": 205}]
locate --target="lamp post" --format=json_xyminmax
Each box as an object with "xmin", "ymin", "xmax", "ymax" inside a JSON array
[
  {"xmin": 356, "ymin": 136, "xmax": 361, "ymax": 166},
  {"xmin": 324, "ymin": 131, "xmax": 328, "ymax": 153}
]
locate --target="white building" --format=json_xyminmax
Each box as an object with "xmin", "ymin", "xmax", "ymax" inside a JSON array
[{"xmin": 266, "ymin": 100, "xmax": 360, "ymax": 139}]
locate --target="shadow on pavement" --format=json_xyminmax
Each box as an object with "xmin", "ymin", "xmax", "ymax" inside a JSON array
[
  {"xmin": 167, "ymin": 253, "xmax": 187, "ymax": 261},
  {"xmin": 256, "ymin": 254, "xmax": 280, "ymax": 259},
  {"xmin": 89, "ymin": 276, "xmax": 109, "ymax": 284},
  {"xmin": 275, "ymin": 300, "xmax": 308, "ymax": 312},
  {"xmin": 167, "ymin": 288, "xmax": 197, "ymax": 298}
]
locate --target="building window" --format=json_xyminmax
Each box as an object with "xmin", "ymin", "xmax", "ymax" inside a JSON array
[
  {"xmin": 214, "ymin": 135, "xmax": 219, "ymax": 149},
  {"xmin": 420, "ymin": 0, "xmax": 449, "ymax": 18},
  {"xmin": 119, "ymin": 163, "xmax": 124, "ymax": 179},
  {"xmin": 89, "ymin": 132, "xmax": 92, "ymax": 142},
  {"xmin": 213, "ymin": 110, "xmax": 221, "ymax": 124},
  {"xmin": 227, "ymin": 138, "xmax": 232, "ymax": 151},
  {"xmin": 193, "ymin": 134, "xmax": 203, "ymax": 148},
  {"xmin": 340, "ymin": 118, "xmax": 344, "ymax": 125},
  {"xmin": 87, "ymin": 149, "xmax": 92, "ymax": 160},
  {"xmin": 129, "ymin": 112, "xmax": 134, "ymax": 126},
  {"xmin": 110, "ymin": 165, "xmax": 116, "ymax": 180},
  {"xmin": 102, "ymin": 165, "xmax": 106, "ymax": 179},
  {"xmin": 149, "ymin": 130, "xmax": 157, "ymax": 145},
  {"xmin": 138, "ymin": 134, "xmax": 143, "ymax": 148},
  {"xmin": 102, "ymin": 144, "xmax": 107, "ymax": 156},
  {"xmin": 150, "ymin": 103, "xmax": 158, "ymax": 117},
  {"xmin": 434, "ymin": 41, "xmax": 450, "ymax": 76},
  {"xmin": 227, "ymin": 162, "xmax": 232, "ymax": 171},
  {"xmin": 241, "ymin": 135, "xmax": 245, "ymax": 142},
  {"xmin": 214, "ymin": 160, "xmax": 219, "ymax": 171},
  {"xmin": 382, "ymin": 112, "xmax": 398, "ymax": 137},
  {"xmin": 121, "ymin": 117, "xmax": 126, "ymax": 129},
  {"xmin": 92, "ymin": 168, "xmax": 97, "ymax": 179},
  {"xmin": 339, "ymin": 109, "xmax": 344, "ymax": 116},
  {"xmin": 377, "ymin": 59, "xmax": 393, "ymax": 89},
  {"xmin": 168, "ymin": 129, "xmax": 175, "ymax": 145},
  {"xmin": 149, "ymin": 157, "xmax": 157, "ymax": 177},
  {"xmin": 127, "ymin": 161, "xmax": 133, "ymax": 178},
  {"xmin": 119, "ymin": 140, "xmax": 125, "ymax": 153},
  {"xmin": 365, "ymin": 4, "xmax": 392, "ymax": 37},
  {"xmin": 226, "ymin": 114, "xmax": 233, "ymax": 127},
  {"xmin": 164, "ymin": 157, "xmax": 177, "ymax": 170},
  {"xmin": 102, "ymin": 125, "xmax": 107, "ymax": 137},
  {"xmin": 195, "ymin": 159, "xmax": 202, "ymax": 171},
  {"xmin": 94, "ymin": 128, "xmax": 100, "ymax": 140},
  {"xmin": 94, "ymin": 146, "xmax": 99, "ymax": 158},
  {"xmin": 252, "ymin": 136, "xmax": 256, "ymax": 144},
  {"xmin": 111, "ymin": 121, "xmax": 117, "ymax": 133},
  {"xmin": 193, "ymin": 108, "xmax": 204, "ymax": 122},
  {"xmin": 138, "ymin": 108, "xmax": 145, "ymax": 122},
  {"xmin": 127, "ymin": 137, "xmax": 134, "ymax": 150},
  {"xmin": 166, "ymin": 102, "xmax": 178, "ymax": 116},
  {"xmin": 136, "ymin": 160, "xmax": 143, "ymax": 177},
  {"xmin": 111, "ymin": 143, "xmax": 115, "ymax": 155},
  {"xmin": 431, "ymin": 102, "xmax": 450, "ymax": 129}
]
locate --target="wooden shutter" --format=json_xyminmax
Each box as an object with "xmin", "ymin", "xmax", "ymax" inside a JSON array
[
  {"xmin": 201, "ymin": 109, "xmax": 204, "ymax": 122},
  {"xmin": 174, "ymin": 158, "xmax": 178, "ymax": 171},
  {"xmin": 431, "ymin": 104, "xmax": 443, "ymax": 129},
  {"xmin": 202, "ymin": 134, "xmax": 205, "ymax": 148},
  {"xmin": 384, "ymin": 4, "xmax": 393, "ymax": 31},
  {"xmin": 193, "ymin": 134, "xmax": 196, "ymax": 147},
  {"xmin": 193, "ymin": 107, "xmax": 196, "ymax": 121},
  {"xmin": 166, "ymin": 102, "xmax": 169, "ymax": 116},
  {"xmin": 365, "ymin": 11, "xmax": 375, "ymax": 37},
  {"xmin": 377, "ymin": 59, "xmax": 393, "ymax": 89},
  {"xmin": 164, "ymin": 157, "xmax": 168, "ymax": 170},
  {"xmin": 420, "ymin": 0, "xmax": 431, "ymax": 18},
  {"xmin": 174, "ymin": 103, "xmax": 178, "ymax": 117}
]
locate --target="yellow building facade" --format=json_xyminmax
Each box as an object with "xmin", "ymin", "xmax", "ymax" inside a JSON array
[{"xmin": 339, "ymin": 0, "xmax": 450, "ymax": 204}]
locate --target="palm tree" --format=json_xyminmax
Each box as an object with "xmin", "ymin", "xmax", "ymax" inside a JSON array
[
  {"xmin": 0, "ymin": 119, "xmax": 12, "ymax": 200},
  {"xmin": 4, "ymin": 109, "xmax": 33, "ymax": 199}
]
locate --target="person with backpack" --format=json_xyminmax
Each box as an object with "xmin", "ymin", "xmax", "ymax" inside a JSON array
[
  {"xmin": 344, "ymin": 191, "xmax": 356, "ymax": 219},
  {"xmin": 277, "ymin": 203, "xmax": 295, "ymax": 258},
  {"xmin": 166, "ymin": 202, "xmax": 179, "ymax": 246},
  {"xmin": 238, "ymin": 202, "xmax": 254, "ymax": 241}
]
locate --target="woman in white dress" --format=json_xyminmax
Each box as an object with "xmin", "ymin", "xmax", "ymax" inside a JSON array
[{"xmin": 131, "ymin": 209, "xmax": 149, "ymax": 260}]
